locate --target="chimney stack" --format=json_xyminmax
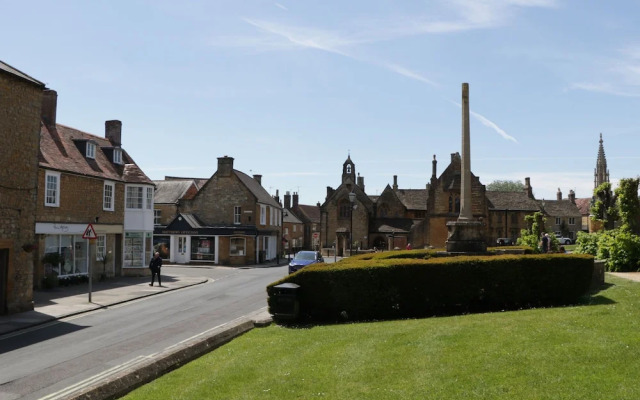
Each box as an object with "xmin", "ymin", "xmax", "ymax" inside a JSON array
[
  {"xmin": 569, "ymin": 190, "xmax": 576, "ymax": 204},
  {"xmin": 293, "ymin": 192, "xmax": 299, "ymax": 209},
  {"xmin": 41, "ymin": 89, "xmax": 57, "ymax": 128},
  {"xmin": 524, "ymin": 177, "xmax": 534, "ymax": 198},
  {"xmin": 357, "ymin": 174, "xmax": 365, "ymax": 191},
  {"xmin": 105, "ymin": 120, "xmax": 122, "ymax": 147},
  {"xmin": 217, "ymin": 156, "xmax": 234, "ymax": 177},
  {"xmin": 432, "ymin": 154, "xmax": 437, "ymax": 179},
  {"xmin": 253, "ymin": 174, "xmax": 262, "ymax": 185},
  {"xmin": 284, "ymin": 191, "xmax": 291, "ymax": 209},
  {"xmin": 557, "ymin": 188, "xmax": 562, "ymax": 201}
]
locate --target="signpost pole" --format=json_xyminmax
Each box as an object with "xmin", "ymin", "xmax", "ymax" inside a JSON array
[
  {"xmin": 88, "ymin": 239, "xmax": 92, "ymax": 303},
  {"xmin": 82, "ymin": 223, "xmax": 98, "ymax": 303}
]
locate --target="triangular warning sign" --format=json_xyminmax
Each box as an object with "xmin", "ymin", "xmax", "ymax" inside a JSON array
[{"xmin": 82, "ymin": 223, "xmax": 98, "ymax": 239}]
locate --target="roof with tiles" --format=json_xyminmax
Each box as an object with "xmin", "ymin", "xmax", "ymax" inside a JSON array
[
  {"xmin": 153, "ymin": 180, "xmax": 197, "ymax": 204},
  {"xmin": 395, "ymin": 189, "xmax": 428, "ymax": 210},
  {"xmin": 39, "ymin": 123, "xmax": 153, "ymax": 185},
  {"xmin": 234, "ymin": 170, "xmax": 281, "ymax": 208},
  {"xmin": 574, "ymin": 197, "xmax": 592, "ymax": 216},
  {"xmin": 296, "ymin": 204, "xmax": 321, "ymax": 223},
  {"xmin": 540, "ymin": 199, "xmax": 582, "ymax": 217},
  {"xmin": 486, "ymin": 191, "xmax": 540, "ymax": 211}
]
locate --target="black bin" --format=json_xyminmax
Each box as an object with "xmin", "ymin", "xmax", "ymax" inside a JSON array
[{"xmin": 271, "ymin": 283, "xmax": 300, "ymax": 320}]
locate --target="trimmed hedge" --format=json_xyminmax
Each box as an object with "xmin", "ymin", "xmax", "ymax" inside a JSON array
[{"xmin": 267, "ymin": 254, "xmax": 595, "ymax": 323}]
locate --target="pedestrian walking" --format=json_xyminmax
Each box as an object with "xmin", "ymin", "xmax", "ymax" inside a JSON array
[
  {"xmin": 541, "ymin": 233, "xmax": 550, "ymax": 253},
  {"xmin": 149, "ymin": 251, "xmax": 163, "ymax": 287}
]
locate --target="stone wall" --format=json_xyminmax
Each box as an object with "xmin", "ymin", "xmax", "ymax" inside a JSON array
[{"xmin": 0, "ymin": 69, "xmax": 43, "ymax": 313}]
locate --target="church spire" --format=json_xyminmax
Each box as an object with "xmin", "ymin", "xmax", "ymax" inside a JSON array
[{"xmin": 594, "ymin": 133, "xmax": 610, "ymax": 188}]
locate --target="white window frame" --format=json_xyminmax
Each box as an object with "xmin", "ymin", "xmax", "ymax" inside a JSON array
[
  {"xmin": 96, "ymin": 235, "xmax": 106, "ymax": 261},
  {"xmin": 555, "ymin": 217, "xmax": 561, "ymax": 225},
  {"xmin": 45, "ymin": 171, "xmax": 60, "ymax": 207},
  {"xmin": 86, "ymin": 142, "xmax": 96, "ymax": 159},
  {"xmin": 126, "ymin": 186, "xmax": 144, "ymax": 209},
  {"xmin": 154, "ymin": 209, "xmax": 161, "ymax": 226},
  {"xmin": 103, "ymin": 181, "xmax": 115, "ymax": 211},
  {"xmin": 270, "ymin": 206, "xmax": 275, "ymax": 226},
  {"xmin": 146, "ymin": 187, "xmax": 153, "ymax": 210},
  {"xmin": 569, "ymin": 217, "xmax": 576, "ymax": 225},
  {"xmin": 260, "ymin": 205, "xmax": 266, "ymax": 225},
  {"xmin": 234, "ymin": 206, "xmax": 242, "ymax": 225},
  {"xmin": 113, "ymin": 148, "xmax": 123, "ymax": 164}
]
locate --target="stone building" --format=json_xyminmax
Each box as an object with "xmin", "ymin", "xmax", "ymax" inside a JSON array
[
  {"xmin": 320, "ymin": 153, "xmax": 585, "ymax": 250},
  {"xmin": 539, "ymin": 189, "xmax": 582, "ymax": 241},
  {"xmin": 154, "ymin": 156, "xmax": 282, "ymax": 265},
  {"xmin": 36, "ymin": 90, "xmax": 155, "ymax": 284},
  {"xmin": 282, "ymin": 197, "xmax": 304, "ymax": 257},
  {"xmin": 0, "ymin": 61, "xmax": 44, "ymax": 314}
]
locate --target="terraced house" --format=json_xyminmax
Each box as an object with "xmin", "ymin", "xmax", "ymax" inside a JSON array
[
  {"xmin": 36, "ymin": 89, "xmax": 154, "ymax": 286},
  {"xmin": 0, "ymin": 61, "xmax": 44, "ymax": 314},
  {"xmin": 153, "ymin": 156, "xmax": 282, "ymax": 265}
]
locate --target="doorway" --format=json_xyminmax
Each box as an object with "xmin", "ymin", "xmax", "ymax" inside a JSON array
[{"xmin": 175, "ymin": 236, "xmax": 189, "ymax": 263}]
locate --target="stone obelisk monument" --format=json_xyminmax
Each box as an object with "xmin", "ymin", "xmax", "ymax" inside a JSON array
[{"xmin": 446, "ymin": 83, "xmax": 487, "ymax": 253}]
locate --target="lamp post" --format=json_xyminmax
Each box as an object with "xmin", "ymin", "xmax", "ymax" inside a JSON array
[{"xmin": 348, "ymin": 191, "xmax": 356, "ymax": 257}]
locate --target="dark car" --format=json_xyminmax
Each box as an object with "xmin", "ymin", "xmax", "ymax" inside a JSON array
[
  {"xmin": 288, "ymin": 250, "xmax": 324, "ymax": 274},
  {"xmin": 496, "ymin": 238, "xmax": 514, "ymax": 246}
]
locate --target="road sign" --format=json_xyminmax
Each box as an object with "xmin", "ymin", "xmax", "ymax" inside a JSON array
[
  {"xmin": 82, "ymin": 223, "xmax": 98, "ymax": 240},
  {"xmin": 312, "ymin": 232, "xmax": 319, "ymax": 239}
]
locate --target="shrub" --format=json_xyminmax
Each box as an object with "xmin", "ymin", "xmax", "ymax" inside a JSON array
[{"xmin": 268, "ymin": 254, "xmax": 594, "ymax": 323}]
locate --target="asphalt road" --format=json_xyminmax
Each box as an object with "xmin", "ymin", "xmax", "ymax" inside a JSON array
[{"xmin": 0, "ymin": 264, "xmax": 288, "ymax": 400}]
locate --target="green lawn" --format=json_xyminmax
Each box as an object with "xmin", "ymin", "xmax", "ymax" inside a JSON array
[{"xmin": 124, "ymin": 275, "xmax": 640, "ymax": 399}]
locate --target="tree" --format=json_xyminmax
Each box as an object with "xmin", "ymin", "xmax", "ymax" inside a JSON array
[
  {"xmin": 591, "ymin": 182, "xmax": 617, "ymax": 230},
  {"xmin": 486, "ymin": 180, "xmax": 525, "ymax": 192},
  {"xmin": 516, "ymin": 211, "xmax": 558, "ymax": 252},
  {"xmin": 614, "ymin": 178, "xmax": 640, "ymax": 234}
]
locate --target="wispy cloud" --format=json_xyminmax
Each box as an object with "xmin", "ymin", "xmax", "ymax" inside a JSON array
[
  {"xmin": 275, "ymin": 3, "xmax": 288, "ymax": 11},
  {"xmin": 470, "ymin": 110, "xmax": 518, "ymax": 142},
  {"xmin": 570, "ymin": 46, "xmax": 640, "ymax": 97},
  {"xmin": 451, "ymin": 101, "xmax": 517, "ymax": 142},
  {"xmin": 380, "ymin": 63, "xmax": 438, "ymax": 87}
]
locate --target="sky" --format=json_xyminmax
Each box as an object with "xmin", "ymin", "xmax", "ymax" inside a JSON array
[{"xmin": 3, "ymin": 0, "xmax": 640, "ymax": 206}]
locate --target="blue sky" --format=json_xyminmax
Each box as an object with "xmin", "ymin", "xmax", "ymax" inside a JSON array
[{"xmin": 3, "ymin": 0, "xmax": 640, "ymax": 206}]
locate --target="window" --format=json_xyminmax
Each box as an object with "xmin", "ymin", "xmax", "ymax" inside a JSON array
[
  {"xmin": 154, "ymin": 209, "xmax": 161, "ymax": 225},
  {"xmin": 234, "ymin": 206, "xmax": 242, "ymax": 224},
  {"xmin": 86, "ymin": 142, "xmax": 96, "ymax": 159},
  {"xmin": 96, "ymin": 235, "xmax": 106, "ymax": 261},
  {"xmin": 569, "ymin": 217, "xmax": 576, "ymax": 225},
  {"xmin": 339, "ymin": 199, "xmax": 351, "ymax": 218},
  {"xmin": 126, "ymin": 186, "xmax": 144, "ymax": 209},
  {"xmin": 113, "ymin": 148, "xmax": 122, "ymax": 164},
  {"xmin": 294, "ymin": 225, "xmax": 297, "ymax": 232},
  {"xmin": 260, "ymin": 205, "xmax": 266, "ymax": 225},
  {"xmin": 45, "ymin": 171, "xmax": 60, "ymax": 207},
  {"xmin": 285, "ymin": 227, "xmax": 289, "ymax": 235},
  {"xmin": 346, "ymin": 164, "xmax": 351, "ymax": 174},
  {"xmin": 124, "ymin": 232, "xmax": 144, "ymax": 267},
  {"xmin": 103, "ymin": 181, "xmax": 114, "ymax": 211},
  {"xmin": 146, "ymin": 187, "xmax": 153, "ymax": 209},
  {"xmin": 230, "ymin": 237, "xmax": 246, "ymax": 256},
  {"xmin": 270, "ymin": 206, "xmax": 275, "ymax": 226},
  {"xmin": 555, "ymin": 217, "xmax": 561, "ymax": 225}
]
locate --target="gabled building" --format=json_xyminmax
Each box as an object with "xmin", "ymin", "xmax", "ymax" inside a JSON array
[
  {"xmin": 540, "ymin": 189, "xmax": 582, "ymax": 241},
  {"xmin": 154, "ymin": 156, "xmax": 282, "ymax": 265},
  {"xmin": 282, "ymin": 200, "xmax": 304, "ymax": 256},
  {"xmin": 485, "ymin": 178, "xmax": 541, "ymax": 243},
  {"xmin": 282, "ymin": 191, "xmax": 322, "ymax": 252},
  {"xmin": 36, "ymin": 90, "xmax": 154, "ymax": 284},
  {"xmin": 0, "ymin": 60, "xmax": 44, "ymax": 314}
]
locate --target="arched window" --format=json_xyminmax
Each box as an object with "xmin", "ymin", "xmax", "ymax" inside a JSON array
[{"xmin": 346, "ymin": 164, "xmax": 352, "ymax": 174}]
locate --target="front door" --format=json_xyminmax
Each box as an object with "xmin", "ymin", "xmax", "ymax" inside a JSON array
[{"xmin": 175, "ymin": 236, "xmax": 189, "ymax": 264}]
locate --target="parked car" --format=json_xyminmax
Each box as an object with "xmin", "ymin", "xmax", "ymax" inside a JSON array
[
  {"xmin": 288, "ymin": 250, "xmax": 324, "ymax": 274},
  {"xmin": 555, "ymin": 235, "xmax": 573, "ymax": 245},
  {"xmin": 496, "ymin": 238, "xmax": 514, "ymax": 246}
]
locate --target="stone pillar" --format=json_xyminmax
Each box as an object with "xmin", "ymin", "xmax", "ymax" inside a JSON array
[
  {"xmin": 446, "ymin": 83, "xmax": 487, "ymax": 254},
  {"xmin": 459, "ymin": 83, "xmax": 472, "ymax": 221}
]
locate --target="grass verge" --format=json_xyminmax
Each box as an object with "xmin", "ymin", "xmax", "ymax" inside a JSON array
[{"xmin": 123, "ymin": 274, "xmax": 640, "ymax": 400}]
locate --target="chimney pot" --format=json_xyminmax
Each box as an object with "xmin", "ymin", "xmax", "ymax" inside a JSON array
[
  {"xmin": 217, "ymin": 156, "xmax": 234, "ymax": 177},
  {"xmin": 41, "ymin": 89, "xmax": 58, "ymax": 128},
  {"xmin": 253, "ymin": 174, "xmax": 262, "ymax": 185},
  {"xmin": 293, "ymin": 192, "xmax": 299, "ymax": 209}
]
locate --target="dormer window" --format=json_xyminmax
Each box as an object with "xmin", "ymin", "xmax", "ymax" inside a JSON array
[
  {"xmin": 86, "ymin": 142, "xmax": 96, "ymax": 159},
  {"xmin": 113, "ymin": 148, "xmax": 122, "ymax": 164}
]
